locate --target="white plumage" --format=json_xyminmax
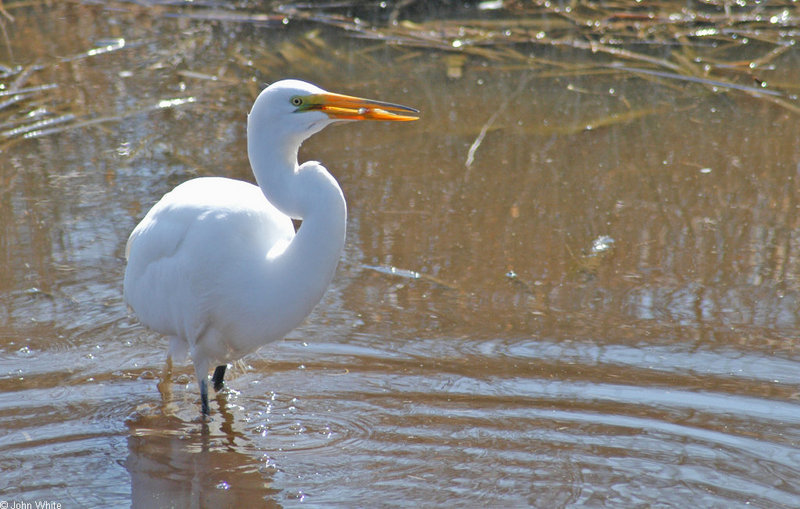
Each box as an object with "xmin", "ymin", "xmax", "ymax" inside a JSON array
[{"xmin": 123, "ymin": 80, "xmax": 418, "ymax": 414}]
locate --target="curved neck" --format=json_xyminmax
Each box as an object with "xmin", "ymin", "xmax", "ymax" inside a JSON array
[
  {"xmin": 248, "ymin": 125, "xmax": 305, "ymax": 219},
  {"xmin": 279, "ymin": 163, "xmax": 347, "ymax": 320},
  {"xmin": 247, "ymin": 117, "xmax": 347, "ymax": 331}
]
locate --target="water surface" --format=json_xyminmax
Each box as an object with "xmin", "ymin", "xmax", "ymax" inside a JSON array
[{"xmin": 1, "ymin": 2, "xmax": 800, "ymax": 507}]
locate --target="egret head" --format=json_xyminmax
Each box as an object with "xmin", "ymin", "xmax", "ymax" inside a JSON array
[{"xmin": 249, "ymin": 79, "xmax": 419, "ymax": 143}]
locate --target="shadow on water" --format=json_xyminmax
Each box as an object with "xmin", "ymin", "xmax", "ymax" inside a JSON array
[{"xmin": 1, "ymin": 1, "xmax": 800, "ymax": 507}]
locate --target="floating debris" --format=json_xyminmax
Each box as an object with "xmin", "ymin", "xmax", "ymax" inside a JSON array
[
  {"xmin": 4, "ymin": 0, "xmax": 800, "ymax": 155},
  {"xmin": 590, "ymin": 235, "xmax": 616, "ymax": 257},
  {"xmin": 60, "ymin": 37, "xmax": 130, "ymax": 62},
  {"xmin": 364, "ymin": 264, "xmax": 421, "ymax": 280},
  {"xmin": 570, "ymin": 235, "xmax": 617, "ymax": 277},
  {"xmin": 363, "ymin": 264, "xmax": 457, "ymax": 289},
  {"xmin": 0, "ymin": 83, "xmax": 58, "ymax": 98},
  {"xmin": 156, "ymin": 97, "xmax": 197, "ymax": 110},
  {"xmin": 3, "ymin": 113, "xmax": 76, "ymax": 139}
]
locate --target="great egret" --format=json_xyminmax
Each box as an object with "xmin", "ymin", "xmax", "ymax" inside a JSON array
[{"xmin": 124, "ymin": 79, "xmax": 419, "ymax": 415}]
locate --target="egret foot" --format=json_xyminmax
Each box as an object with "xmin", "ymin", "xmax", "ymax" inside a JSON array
[
  {"xmin": 157, "ymin": 356, "xmax": 174, "ymax": 400},
  {"xmin": 211, "ymin": 364, "xmax": 227, "ymax": 392}
]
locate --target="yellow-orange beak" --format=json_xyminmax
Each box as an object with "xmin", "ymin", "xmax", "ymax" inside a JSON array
[{"xmin": 298, "ymin": 91, "xmax": 419, "ymax": 121}]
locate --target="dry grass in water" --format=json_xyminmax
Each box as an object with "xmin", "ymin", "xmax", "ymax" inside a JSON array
[{"xmin": 3, "ymin": 0, "xmax": 800, "ymax": 151}]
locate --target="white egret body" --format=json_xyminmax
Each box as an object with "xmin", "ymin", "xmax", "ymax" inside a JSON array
[{"xmin": 123, "ymin": 80, "xmax": 418, "ymax": 414}]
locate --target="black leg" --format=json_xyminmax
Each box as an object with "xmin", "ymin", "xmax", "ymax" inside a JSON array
[
  {"xmin": 211, "ymin": 364, "xmax": 227, "ymax": 392},
  {"xmin": 200, "ymin": 378, "xmax": 210, "ymax": 415}
]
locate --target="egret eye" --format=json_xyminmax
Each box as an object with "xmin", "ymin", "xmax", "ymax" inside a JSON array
[{"xmin": 291, "ymin": 96, "xmax": 303, "ymax": 107}]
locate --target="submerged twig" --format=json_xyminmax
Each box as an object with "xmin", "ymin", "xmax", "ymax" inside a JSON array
[
  {"xmin": 610, "ymin": 64, "xmax": 784, "ymax": 97},
  {"xmin": 18, "ymin": 96, "xmax": 197, "ymax": 140},
  {"xmin": 465, "ymin": 72, "xmax": 533, "ymax": 170},
  {"xmin": 0, "ymin": 0, "xmax": 12, "ymax": 60}
]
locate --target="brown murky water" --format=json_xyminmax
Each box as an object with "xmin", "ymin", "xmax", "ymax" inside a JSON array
[{"xmin": 2, "ymin": 2, "xmax": 800, "ymax": 507}]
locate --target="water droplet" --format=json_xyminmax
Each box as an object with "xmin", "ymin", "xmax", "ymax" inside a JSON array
[
  {"xmin": 287, "ymin": 490, "xmax": 306, "ymax": 501},
  {"xmin": 259, "ymin": 462, "xmax": 279, "ymax": 475}
]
